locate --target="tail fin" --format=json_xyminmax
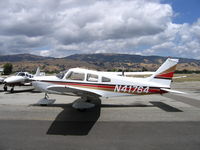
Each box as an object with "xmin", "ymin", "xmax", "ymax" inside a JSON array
[
  {"xmin": 35, "ymin": 67, "xmax": 40, "ymax": 76},
  {"xmin": 147, "ymin": 58, "xmax": 179, "ymax": 87}
]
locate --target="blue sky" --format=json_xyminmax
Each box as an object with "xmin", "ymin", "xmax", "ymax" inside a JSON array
[
  {"xmin": 162, "ymin": 0, "xmax": 200, "ymax": 24},
  {"xmin": 0, "ymin": 0, "xmax": 199, "ymax": 59}
]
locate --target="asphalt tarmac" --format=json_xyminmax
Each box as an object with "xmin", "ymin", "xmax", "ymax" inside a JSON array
[{"xmin": 0, "ymin": 82, "xmax": 200, "ymax": 150}]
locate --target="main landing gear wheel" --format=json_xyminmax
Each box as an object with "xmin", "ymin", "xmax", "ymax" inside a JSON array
[
  {"xmin": 3, "ymin": 85, "xmax": 7, "ymax": 91},
  {"xmin": 37, "ymin": 93, "xmax": 56, "ymax": 106},
  {"xmin": 10, "ymin": 87, "xmax": 14, "ymax": 93}
]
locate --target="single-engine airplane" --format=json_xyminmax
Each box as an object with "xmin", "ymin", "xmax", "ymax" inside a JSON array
[
  {"xmin": 32, "ymin": 58, "xmax": 184, "ymax": 110},
  {"xmin": 3, "ymin": 67, "xmax": 41, "ymax": 92}
]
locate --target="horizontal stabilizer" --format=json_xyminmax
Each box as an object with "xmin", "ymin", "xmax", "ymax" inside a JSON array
[
  {"xmin": 173, "ymin": 76, "xmax": 187, "ymax": 79},
  {"xmin": 161, "ymin": 88, "xmax": 186, "ymax": 94}
]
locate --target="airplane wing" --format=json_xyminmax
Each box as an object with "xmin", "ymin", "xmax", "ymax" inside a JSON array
[{"xmin": 47, "ymin": 85, "xmax": 105, "ymax": 98}]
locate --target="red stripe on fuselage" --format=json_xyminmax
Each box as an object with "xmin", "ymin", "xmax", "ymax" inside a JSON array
[
  {"xmin": 39, "ymin": 80, "xmax": 166, "ymax": 94},
  {"xmin": 45, "ymin": 81, "xmax": 115, "ymax": 89}
]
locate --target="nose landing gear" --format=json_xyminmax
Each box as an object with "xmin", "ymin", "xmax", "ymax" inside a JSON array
[{"xmin": 3, "ymin": 85, "xmax": 7, "ymax": 91}]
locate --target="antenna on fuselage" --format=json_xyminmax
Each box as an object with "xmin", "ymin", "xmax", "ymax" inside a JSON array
[{"xmin": 122, "ymin": 66, "xmax": 125, "ymax": 76}]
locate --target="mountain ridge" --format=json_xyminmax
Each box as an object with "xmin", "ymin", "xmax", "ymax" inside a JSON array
[
  {"xmin": 0, "ymin": 53, "xmax": 53, "ymax": 62},
  {"xmin": 65, "ymin": 53, "xmax": 200, "ymax": 64},
  {"xmin": 0, "ymin": 53, "xmax": 200, "ymax": 72}
]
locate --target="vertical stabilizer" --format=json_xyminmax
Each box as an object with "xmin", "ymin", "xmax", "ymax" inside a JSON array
[
  {"xmin": 35, "ymin": 67, "xmax": 40, "ymax": 76},
  {"xmin": 147, "ymin": 58, "xmax": 179, "ymax": 87}
]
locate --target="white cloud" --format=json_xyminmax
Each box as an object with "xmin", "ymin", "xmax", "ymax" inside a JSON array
[
  {"xmin": 39, "ymin": 50, "xmax": 51, "ymax": 57},
  {"xmin": 142, "ymin": 20, "xmax": 200, "ymax": 58},
  {"xmin": 0, "ymin": 0, "xmax": 199, "ymax": 59}
]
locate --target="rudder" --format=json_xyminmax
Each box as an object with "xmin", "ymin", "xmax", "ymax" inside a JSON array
[{"xmin": 147, "ymin": 58, "xmax": 179, "ymax": 87}]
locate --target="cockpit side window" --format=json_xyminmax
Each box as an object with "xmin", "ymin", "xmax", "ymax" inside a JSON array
[
  {"xmin": 66, "ymin": 71, "xmax": 85, "ymax": 81},
  {"xmin": 87, "ymin": 73, "xmax": 98, "ymax": 82},
  {"xmin": 102, "ymin": 77, "xmax": 111, "ymax": 82},
  {"xmin": 56, "ymin": 70, "xmax": 69, "ymax": 79}
]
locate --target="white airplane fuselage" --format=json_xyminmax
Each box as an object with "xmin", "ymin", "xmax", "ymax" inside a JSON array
[
  {"xmin": 4, "ymin": 76, "xmax": 27, "ymax": 85},
  {"xmin": 32, "ymin": 68, "xmax": 169, "ymax": 98}
]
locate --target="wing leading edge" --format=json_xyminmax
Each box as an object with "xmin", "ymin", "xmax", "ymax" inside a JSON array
[{"xmin": 47, "ymin": 84, "xmax": 104, "ymax": 98}]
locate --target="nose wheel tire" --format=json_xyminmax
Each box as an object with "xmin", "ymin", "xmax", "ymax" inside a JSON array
[{"xmin": 10, "ymin": 87, "xmax": 14, "ymax": 93}]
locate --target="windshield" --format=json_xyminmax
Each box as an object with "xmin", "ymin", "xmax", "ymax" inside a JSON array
[
  {"xmin": 17, "ymin": 72, "xmax": 25, "ymax": 76},
  {"xmin": 56, "ymin": 70, "xmax": 68, "ymax": 79}
]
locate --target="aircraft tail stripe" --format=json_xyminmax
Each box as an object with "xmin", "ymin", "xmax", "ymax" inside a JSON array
[
  {"xmin": 155, "ymin": 71, "xmax": 175, "ymax": 80},
  {"xmin": 152, "ymin": 64, "xmax": 177, "ymax": 80}
]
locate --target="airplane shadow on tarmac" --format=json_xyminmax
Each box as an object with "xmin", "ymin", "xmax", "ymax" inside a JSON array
[
  {"xmin": 163, "ymin": 93, "xmax": 200, "ymax": 108},
  {"xmin": 45, "ymin": 98, "xmax": 101, "ymax": 136},
  {"xmin": 32, "ymin": 95, "xmax": 186, "ymax": 136},
  {"xmin": 150, "ymin": 101, "xmax": 182, "ymax": 112},
  {"xmin": 43, "ymin": 98, "xmax": 154, "ymax": 136}
]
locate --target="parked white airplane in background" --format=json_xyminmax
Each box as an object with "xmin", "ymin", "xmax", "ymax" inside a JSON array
[
  {"xmin": 32, "ymin": 58, "xmax": 184, "ymax": 110},
  {"xmin": 0, "ymin": 77, "xmax": 5, "ymax": 83},
  {"xmin": 3, "ymin": 67, "xmax": 41, "ymax": 92}
]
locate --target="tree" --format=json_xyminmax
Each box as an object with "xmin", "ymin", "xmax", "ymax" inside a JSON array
[
  {"xmin": 142, "ymin": 67, "xmax": 148, "ymax": 71},
  {"xmin": 3, "ymin": 63, "xmax": 13, "ymax": 75}
]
